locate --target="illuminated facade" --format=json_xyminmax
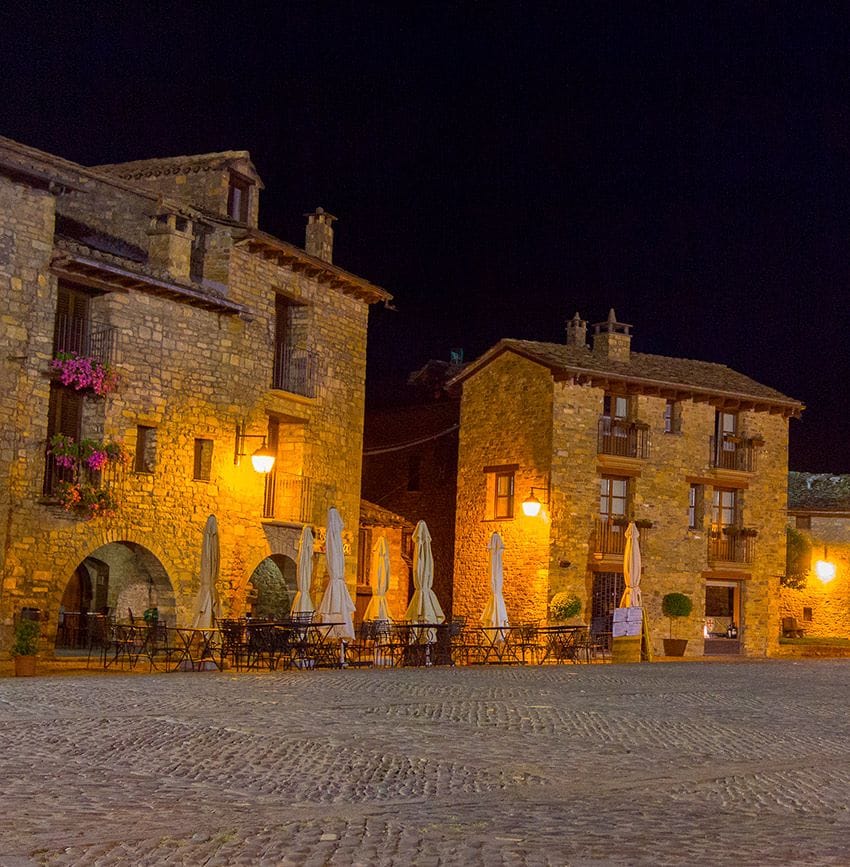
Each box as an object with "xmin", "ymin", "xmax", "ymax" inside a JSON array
[
  {"xmin": 0, "ymin": 136, "xmax": 390, "ymax": 653},
  {"xmin": 451, "ymin": 311, "xmax": 803, "ymax": 657}
]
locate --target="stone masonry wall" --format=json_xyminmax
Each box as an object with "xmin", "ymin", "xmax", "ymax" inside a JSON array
[{"xmin": 453, "ymin": 353, "xmax": 553, "ymax": 624}]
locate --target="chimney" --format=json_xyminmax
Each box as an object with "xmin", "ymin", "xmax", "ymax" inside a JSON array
[
  {"xmin": 592, "ymin": 308, "xmax": 632, "ymax": 361},
  {"xmin": 565, "ymin": 311, "xmax": 588, "ymax": 347},
  {"xmin": 304, "ymin": 207, "xmax": 337, "ymax": 262},
  {"xmin": 146, "ymin": 211, "xmax": 193, "ymax": 281}
]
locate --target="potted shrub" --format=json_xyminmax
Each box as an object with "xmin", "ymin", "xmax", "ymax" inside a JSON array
[
  {"xmin": 661, "ymin": 592, "xmax": 693, "ymax": 656},
  {"xmin": 11, "ymin": 619, "xmax": 40, "ymax": 676},
  {"xmin": 549, "ymin": 592, "xmax": 582, "ymax": 624}
]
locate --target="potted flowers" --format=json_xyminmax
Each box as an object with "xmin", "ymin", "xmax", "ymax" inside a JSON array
[
  {"xmin": 51, "ymin": 352, "xmax": 118, "ymax": 396},
  {"xmin": 49, "ymin": 434, "xmax": 127, "ymax": 519},
  {"xmin": 661, "ymin": 592, "xmax": 693, "ymax": 656},
  {"xmin": 11, "ymin": 618, "xmax": 40, "ymax": 676}
]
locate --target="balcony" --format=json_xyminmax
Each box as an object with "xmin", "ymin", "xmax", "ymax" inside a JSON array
[
  {"xmin": 597, "ymin": 418, "xmax": 650, "ymax": 459},
  {"xmin": 42, "ymin": 452, "xmax": 124, "ymax": 506},
  {"xmin": 594, "ymin": 518, "xmax": 627, "ymax": 557},
  {"xmin": 263, "ymin": 471, "xmax": 313, "ymax": 522},
  {"xmin": 54, "ymin": 316, "xmax": 117, "ymax": 365},
  {"xmin": 272, "ymin": 345, "xmax": 318, "ymax": 398},
  {"xmin": 707, "ymin": 530, "xmax": 756, "ymax": 565},
  {"xmin": 709, "ymin": 435, "xmax": 759, "ymax": 472}
]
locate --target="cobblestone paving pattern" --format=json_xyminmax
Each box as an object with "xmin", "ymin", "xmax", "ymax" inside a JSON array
[{"xmin": 0, "ymin": 661, "xmax": 848, "ymax": 866}]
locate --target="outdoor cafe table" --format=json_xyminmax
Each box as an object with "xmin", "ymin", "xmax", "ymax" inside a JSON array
[
  {"xmin": 472, "ymin": 625, "xmax": 529, "ymax": 665},
  {"xmin": 535, "ymin": 624, "xmax": 590, "ymax": 664},
  {"xmin": 392, "ymin": 622, "xmax": 450, "ymax": 666},
  {"xmin": 170, "ymin": 626, "xmax": 221, "ymax": 671}
]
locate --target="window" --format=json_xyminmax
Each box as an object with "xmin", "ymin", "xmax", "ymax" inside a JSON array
[
  {"xmin": 227, "ymin": 173, "xmax": 251, "ymax": 222},
  {"xmin": 711, "ymin": 487, "xmax": 739, "ymax": 527},
  {"xmin": 193, "ymin": 438, "xmax": 213, "ymax": 481},
  {"xmin": 407, "ymin": 454, "xmax": 421, "ymax": 492},
  {"xmin": 43, "ymin": 383, "xmax": 83, "ymax": 495},
  {"xmin": 603, "ymin": 394, "xmax": 629, "ymax": 421},
  {"xmin": 803, "ymin": 607, "xmax": 813, "ymax": 622},
  {"xmin": 134, "ymin": 426, "xmax": 157, "ymax": 474},
  {"xmin": 715, "ymin": 410, "xmax": 738, "ymax": 450},
  {"xmin": 54, "ymin": 282, "xmax": 92, "ymax": 356},
  {"xmin": 599, "ymin": 476, "xmax": 628, "ymax": 519},
  {"xmin": 494, "ymin": 472, "xmax": 515, "ymax": 519},
  {"xmin": 688, "ymin": 484, "xmax": 705, "ymax": 530},
  {"xmin": 664, "ymin": 400, "xmax": 682, "ymax": 434}
]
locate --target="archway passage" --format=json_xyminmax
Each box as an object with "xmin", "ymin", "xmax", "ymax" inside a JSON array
[
  {"xmin": 54, "ymin": 541, "xmax": 176, "ymax": 650},
  {"xmin": 248, "ymin": 554, "xmax": 297, "ymax": 619}
]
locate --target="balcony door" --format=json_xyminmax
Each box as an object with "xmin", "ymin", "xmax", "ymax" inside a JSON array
[{"xmin": 54, "ymin": 282, "xmax": 91, "ymax": 356}]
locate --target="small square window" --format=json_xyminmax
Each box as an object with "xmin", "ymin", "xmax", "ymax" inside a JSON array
[
  {"xmin": 134, "ymin": 426, "xmax": 157, "ymax": 474},
  {"xmin": 803, "ymin": 607, "xmax": 813, "ymax": 622},
  {"xmin": 664, "ymin": 400, "xmax": 682, "ymax": 434},
  {"xmin": 193, "ymin": 438, "xmax": 213, "ymax": 481}
]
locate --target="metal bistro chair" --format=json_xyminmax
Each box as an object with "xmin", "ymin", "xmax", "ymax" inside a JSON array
[{"xmin": 218, "ymin": 619, "xmax": 249, "ymax": 671}]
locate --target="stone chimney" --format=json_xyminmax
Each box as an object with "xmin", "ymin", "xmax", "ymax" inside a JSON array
[
  {"xmin": 304, "ymin": 207, "xmax": 337, "ymax": 263},
  {"xmin": 146, "ymin": 211, "xmax": 193, "ymax": 281},
  {"xmin": 592, "ymin": 308, "xmax": 632, "ymax": 362},
  {"xmin": 565, "ymin": 311, "xmax": 588, "ymax": 347}
]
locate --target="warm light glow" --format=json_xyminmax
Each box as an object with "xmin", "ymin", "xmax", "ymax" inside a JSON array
[
  {"xmin": 522, "ymin": 494, "xmax": 542, "ymax": 517},
  {"xmin": 250, "ymin": 446, "xmax": 276, "ymax": 474},
  {"xmin": 815, "ymin": 560, "xmax": 836, "ymax": 583}
]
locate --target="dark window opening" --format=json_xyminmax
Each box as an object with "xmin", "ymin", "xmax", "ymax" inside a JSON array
[
  {"xmin": 803, "ymin": 607, "xmax": 813, "ymax": 622},
  {"xmin": 227, "ymin": 173, "xmax": 251, "ymax": 222},
  {"xmin": 193, "ymin": 438, "xmax": 213, "ymax": 481},
  {"xmin": 134, "ymin": 426, "xmax": 157, "ymax": 474}
]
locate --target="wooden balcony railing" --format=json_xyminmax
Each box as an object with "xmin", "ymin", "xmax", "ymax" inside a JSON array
[
  {"xmin": 597, "ymin": 418, "xmax": 650, "ymax": 459},
  {"xmin": 707, "ymin": 531, "xmax": 755, "ymax": 564},
  {"xmin": 709, "ymin": 435, "xmax": 758, "ymax": 472},
  {"xmin": 272, "ymin": 346, "xmax": 318, "ymax": 398},
  {"xmin": 263, "ymin": 471, "xmax": 313, "ymax": 522},
  {"xmin": 54, "ymin": 316, "xmax": 117, "ymax": 365},
  {"xmin": 594, "ymin": 519, "xmax": 627, "ymax": 556}
]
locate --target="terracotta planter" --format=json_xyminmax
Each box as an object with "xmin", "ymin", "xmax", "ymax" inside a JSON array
[
  {"xmin": 14, "ymin": 655, "xmax": 36, "ymax": 677},
  {"xmin": 663, "ymin": 638, "xmax": 688, "ymax": 657}
]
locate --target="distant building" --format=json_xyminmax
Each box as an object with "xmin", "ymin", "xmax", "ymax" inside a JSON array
[
  {"xmin": 450, "ymin": 310, "xmax": 803, "ymax": 657},
  {"xmin": 784, "ymin": 472, "xmax": 850, "ymax": 639},
  {"xmin": 361, "ymin": 358, "xmax": 461, "ymax": 615},
  {"xmin": 0, "ymin": 136, "xmax": 390, "ymax": 653}
]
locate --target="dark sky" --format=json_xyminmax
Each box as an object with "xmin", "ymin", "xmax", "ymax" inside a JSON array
[{"xmin": 2, "ymin": 2, "xmax": 850, "ymax": 470}]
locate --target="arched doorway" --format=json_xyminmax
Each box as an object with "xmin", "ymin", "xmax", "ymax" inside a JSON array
[
  {"xmin": 248, "ymin": 554, "xmax": 297, "ymax": 619},
  {"xmin": 54, "ymin": 541, "xmax": 176, "ymax": 650}
]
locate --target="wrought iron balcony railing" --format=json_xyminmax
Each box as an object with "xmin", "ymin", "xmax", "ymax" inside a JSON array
[
  {"xmin": 54, "ymin": 316, "xmax": 117, "ymax": 365},
  {"xmin": 707, "ymin": 530, "xmax": 756, "ymax": 564},
  {"xmin": 263, "ymin": 471, "xmax": 313, "ymax": 522},
  {"xmin": 597, "ymin": 418, "xmax": 650, "ymax": 459},
  {"xmin": 272, "ymin": 345, "xmax": 318, "ymax": 398},
  {"xmin": 42, "ymin": 452, "xmax": 125, "ymax": 500},
  {"xmin": 709, "ymin": 435, "xmax": 758, "ymax": 472},
  {"xmin": 594, "ymin": 518, "xmax": 627, "ymax": 556}
]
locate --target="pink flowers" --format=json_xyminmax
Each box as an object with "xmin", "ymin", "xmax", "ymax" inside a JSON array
[
  {"xmin": 51, "ymin": 353, "xmax": 118, "ymax": 396},
  {"xmin": 49, "ymin": 435, "xmax": 127, "ymax": 519}
]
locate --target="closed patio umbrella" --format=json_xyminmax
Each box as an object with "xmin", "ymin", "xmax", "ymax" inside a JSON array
[
  {"xmin": 364, "ymin": 535, "xmax": 392, "ymax": 621},
  {"xmin": 620, "ymin": 521, "xmax": 643, "ymax": 607},
  {"xmin": 317, "ymin": 507, "xmax": 356, "ymax": 639},
  {"xmin": 481, "ymin": 530, "xmax": 509, "ymax": 639},
  {"xmin": 290, "ymin": 525, "xmax": 315, "ymax": 615},
  {"xmin": 192, "ymin": 515, "xmax": 222, "ymax": 628},
  {"xmin": 405, "ymin": 520, "xmax": 445, "ymax": 641}
]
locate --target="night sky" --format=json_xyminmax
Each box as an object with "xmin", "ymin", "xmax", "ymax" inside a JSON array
[{"xmin": 2, "ymin": 3, "xmax": 850, "ymax": 470}]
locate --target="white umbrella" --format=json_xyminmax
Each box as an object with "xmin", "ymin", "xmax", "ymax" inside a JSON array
[
  {"xmin": 317, "ymin": 507, "xmax": 356, "ymax": 639},
  {"xmin": 481, "ymin": 531, "xmax": 509, "ymax": 639},
  {"xmin": 405, "ymin": 520, "xmax": 445, "ymax": 641},
  {"xmin": 620, "ymin": 521, "xmax": 643, "ymax": 607},
  {"xmin": 364, "ymin": 535, "xmax": 392, "ymax": 621},
  {"xmin": 290, "ymin": 525, "xmax": 315, "ymax": 615},
  {"xmin": 192, "ymin": 515, "xmax": 222, "ymax": 628}
]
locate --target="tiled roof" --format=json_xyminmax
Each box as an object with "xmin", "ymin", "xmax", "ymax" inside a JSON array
[
  {"xmin": 92, "ymin": 151, "xmax": 260, "ymax": 182},
  {"xmin": 788, "ymin": 472, "xmax": 850, "ymax": 512},
  {"xmin": 451, "ymin": 338, "xmax": 803, "ymax": 414},
  {"xmin": 360, "ymin": 499, "xmax": 414, "ymax": 528}
]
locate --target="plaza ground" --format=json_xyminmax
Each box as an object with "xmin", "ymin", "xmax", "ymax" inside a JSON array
[{"xmin": 0, "ymin": 660, "xmax": 848, "ymax": 866}]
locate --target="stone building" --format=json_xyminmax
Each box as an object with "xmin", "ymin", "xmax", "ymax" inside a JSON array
[
  {"xmin": 783, "ymin": 472, "xmax": 850, "ymax": 639},
  {"xmin": 0, "ymin": 135, "xmax": 390, "ymax": 654},
  {"xmin": 450, "ymin": 310, "xmax": 803, "ymax": 657},
  {"xmin": 361, "ymin": 358, "xmax": 462, "ymax": 615}
]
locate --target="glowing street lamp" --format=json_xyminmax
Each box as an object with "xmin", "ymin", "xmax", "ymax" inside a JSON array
[
  {"xmin": 815, "ymin": 559, "xmax": 836, "ymax": 583},
  {"xmin": 522, "ymin": 487, "xmax": 547, "ymax": 517},
  {"xmin": 234, "ymin": 423, "xmax": 276, "ymax": 474}
]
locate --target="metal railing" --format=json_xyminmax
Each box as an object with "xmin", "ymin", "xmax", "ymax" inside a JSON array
[
  {"xmin": 710, "ymin": 435, "xmax": 757, "ymax": 472},
  {"xmin": 597, "ymin": 418, "xmax": 650, "ymax": 459},
  {"xmin": 272, "ymin": 346, "xmax": 318, "ymax": 398},
  {"xmin": 707, "ymin": 532, "xmax": 755, "ymax": 564},
  {"xmin": 594, "ymin": 519, "xmax": 628, "ymax": 556},
  {"xmin": 54, "ymin": 316, "xmax": 117, "ymax": 365},
  {"xmin": 263, "ymin": 471, "xmax": 313, "ymax": 522},
  {"xmin": 42, "ymin": 451, "xmax": 125, "ymax": 501}
]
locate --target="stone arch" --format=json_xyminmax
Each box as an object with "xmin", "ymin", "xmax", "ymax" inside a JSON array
[
  {"xmin": 248, "ymin": 554, "xmax": 297, "ymax": 619},
  {"xmin": 53, "ymin": 540, "xmax": 177, "ymax": 649}
]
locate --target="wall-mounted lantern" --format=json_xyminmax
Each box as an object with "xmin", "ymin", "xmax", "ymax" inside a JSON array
[
  {"xmin": 815, "ymin": 558, "xmax": 836, "ymax": 583},
  {"xmin": 234, "ymin": 422, "xmax": 276, "ymax": 474},
  {"xmin": 522, "ymin": 486, "xmax": 548, "ymax": 517}
]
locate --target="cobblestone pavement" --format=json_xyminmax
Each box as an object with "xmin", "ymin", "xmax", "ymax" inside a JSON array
[{"xmin": 0, "ymin": 660, "xmax": 849, "ymax": 866}]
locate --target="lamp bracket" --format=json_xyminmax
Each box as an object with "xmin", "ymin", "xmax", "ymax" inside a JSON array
[{"xmin": 234, "ymin": 422, "xmax": 268, "ymax": 466}]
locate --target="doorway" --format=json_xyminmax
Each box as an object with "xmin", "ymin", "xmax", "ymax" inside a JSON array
[{"xmin": 704, "ymin": 580, "xmax": 743, "ymax": 655}]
